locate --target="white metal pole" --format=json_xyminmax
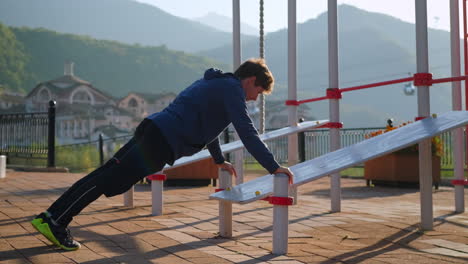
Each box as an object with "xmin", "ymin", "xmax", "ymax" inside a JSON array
[
  {"xmin": 123, "ymin": 186, "xmax": 134, "ymax": 208},
  {"xmin": 234, "ymin": 137, "xmax": 244, "ymax": 185},
  {"xmin": 287, "ymin": 0, "xmax": 298, "ymax": 166},
  {"xmin": 233, "ymin": 0, "xmax": 241, "ymax": 69},
  {"xmin": 0, "ymin": 155, "xmax": 5, "ymax": 179},
  {"xmin": 450, "ymin": 0, "xmax": 465, "ymax": 213},
  {"xmin": 233, "ymin": 0, "xmax": 244, "ymax": 185},
  {"xmin": 328, "ymin": 0, "xmax": 341, "ymax": 213},
  {"xmin": 287, "ymin": 0, "xmax": 298, "ymax": 204},
  {"xmin": 218, "ymin": 169, "xmax": 233, "ymax": 237},
  {"xmin": 272, "ymin": 173, "xmax": 289, "ymax": 255},
  {"xmin": 415, "ymin": 0, "xmax": 433, "ymax": 230},
  {"xmin": 151, "ymin": 177, "xmax": 164, "ymax": 216}
]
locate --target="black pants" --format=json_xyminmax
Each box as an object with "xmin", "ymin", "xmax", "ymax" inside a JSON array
[{"xmin": 47, "ymin": 120, "xmax": 174, "ymax": 227}]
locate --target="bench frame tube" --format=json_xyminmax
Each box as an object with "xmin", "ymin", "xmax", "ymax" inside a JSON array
[
  {"xmin": 219, "ymin": 169, "xmax": 233, "ymax": 237},
  {"xmin": 272, "ymin": 173, "xmax": 289, "ymax": 255}
]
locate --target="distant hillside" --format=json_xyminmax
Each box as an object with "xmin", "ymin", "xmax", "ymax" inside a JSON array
[
  {"xmin": 193, "ymin": 12, "xmax": 258, "ymax": 36},
  {"xmin": 0, "ymin": 24, "xmax": 29, "ymax": 93},
  {"xmin": 1, "ymin": 24, "xmax": 225, "ymax": 96},
  {"xmin": 0, "ymin": 0, "xmax": 255, "ymax": 53},
  {"xmin": 199, "ymin": 5, "xmax": 457, "ymax": 127}
]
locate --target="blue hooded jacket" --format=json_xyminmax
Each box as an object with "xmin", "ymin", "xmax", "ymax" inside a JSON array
[{"xmin": 148, "ymin": 68, "xmax": 280, "ymax": 174}]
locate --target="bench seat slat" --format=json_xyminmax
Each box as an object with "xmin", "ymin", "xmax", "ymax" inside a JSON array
[
  {"xmin": 210, "ymin": 111, "xmax": 468, "ymax": 204},
  {"xmin": 166, "ymin": 119, "xmax": 329, "ymax": 169}
]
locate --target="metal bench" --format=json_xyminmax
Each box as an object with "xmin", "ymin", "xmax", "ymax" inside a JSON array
[
  {"xmin": 124, "ymin": 119, "xmax": 329, "ymax": 211},
  {"xmin": 210, "ymin": 111, "xmax": 468, "ymax": 254}
]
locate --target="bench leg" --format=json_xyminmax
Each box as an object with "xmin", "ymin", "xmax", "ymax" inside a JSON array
[
  {"xmin": 146, "ymin": 174, "xmax": 166, "ymax": 216},
  {"xmin": 151, "ymin": 179, "xmax": 164, "ymax": 216},
  {"xmin": 273, "ymin": 173, "xmax": 289, "ymax": 255},
  {"xmin": 290, "ymin": 186, "xmax": 298, "ymax": 205},
  {"xmin": 123, "ymin": 186, "xmax": 134, "ymax": 208},
  {"xmin": 218, "ymin": 169, "xmax": 232, "ymax": 237},
  {"xmin": 0, "ymin": 155, "xmax": 5, "ymax": 179}
]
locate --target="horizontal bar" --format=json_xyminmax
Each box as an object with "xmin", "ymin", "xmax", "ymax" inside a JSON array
[
  {"xmin": 340, "ymin": 77, "xmax": 414, "ymax": 93},
  {"xmin": 289, "ymin": 74, "xmax": 468, "ymax": 106},
  {"xmin": 432, "ymin": 75, "xmax": 468, "ymax": 84},
  {"xmin": 0, "ymin": 112, "xmax": 47, "ymax": 118},
  {"xmin": 297, "ymin": 95, "xmax": 329, "ymax": 104}
]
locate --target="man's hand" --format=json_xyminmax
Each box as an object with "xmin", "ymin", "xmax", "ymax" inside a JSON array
[
  {"xmin": 273, "ymin": 166, "xmax": 294, "ymax": 185},
  {"xmin": 216, "ymin": 161, "xmax": 237, "ymax": 177}
]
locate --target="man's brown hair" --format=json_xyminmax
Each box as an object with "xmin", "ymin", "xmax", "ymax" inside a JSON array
[{"xmin": 234, "ymin": 58, "xmax": 274, "ymax": 94}]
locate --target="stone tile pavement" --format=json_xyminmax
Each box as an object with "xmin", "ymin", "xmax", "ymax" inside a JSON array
[{"xmin": 0, "ymin": 170, "xmax": 467, "ymax": 263}]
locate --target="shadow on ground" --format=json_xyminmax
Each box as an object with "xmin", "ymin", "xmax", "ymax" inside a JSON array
[{"xmin": 304, "ymin": 185, "xmax": 421, "ymax": 199}]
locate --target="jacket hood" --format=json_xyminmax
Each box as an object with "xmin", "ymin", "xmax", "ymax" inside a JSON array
[{"xmin": 204, "ymin": 68, "xmax": 235, "ymax": 80}]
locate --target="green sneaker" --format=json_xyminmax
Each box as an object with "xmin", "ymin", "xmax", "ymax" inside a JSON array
[{"xmin": 31, "ymin": 212, "xmax": 81, "ymax": 251}]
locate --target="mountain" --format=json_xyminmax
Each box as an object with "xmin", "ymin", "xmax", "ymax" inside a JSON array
[
  {"xmin": 0, "ymin": 0, "xmax": 255, "ymax": 53},
  {"xmin": 199, "ymin": 5, "xmax": 456, "ymax": 127},
  {"xmin": 193, "ymin": 12, "xmax": 259, "ymax": 36},
  {"xmin": 1, "ymin": 24, "xmax": 225, "ymax": 97}
]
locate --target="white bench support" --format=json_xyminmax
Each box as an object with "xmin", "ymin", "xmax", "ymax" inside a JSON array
[
  {"xmin": 290, "ymin": 186, "xmax": 298, "ymax": 205},
  {"xmin": 234, "ymin": 132, "xmax": 244, "ymax": 185},
  {"xmin": 419, "ymin": 140, "xmax": 433, "ymax": 230},
  {"xmin": 123, "ymin": 186, "xmax": 134, "ymax": 208},
  {"xmin": 272, "ymin": 173, "xmax": 290, "ymax": 255},
  {"xmin": 0, "ymin": 155, "xmax": 6, "ymax": 179},
  {"xmin": 218, "ymin": 169, "xmax": 233, "ymax": 237},
  {"xmin": 147, "ymin": 174, "xmax": 167, "ymax": 216},
  {"xmin": 453, "ymin": 128, "xmax": 465, "ymax": 213}
]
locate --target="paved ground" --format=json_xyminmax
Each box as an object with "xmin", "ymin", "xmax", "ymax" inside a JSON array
[{"xmin": 1, "ymin": 170, "xmax": 468, "ymax": 264}]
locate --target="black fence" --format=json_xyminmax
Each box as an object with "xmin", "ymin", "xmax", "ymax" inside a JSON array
[
  {"xmin": 3, "ymin": 111, "xmax": 459, "ymax": 172},
  {"xmin": 55, "ymin": 134, "xmax": 133, "ymax": 172},
  {"xmin": 0, "ymin": 101, "xmax": 56, "ymax": 167}
]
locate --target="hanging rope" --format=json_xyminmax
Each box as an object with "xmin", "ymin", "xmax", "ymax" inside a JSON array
[
  {"xmin": 259, "ymin": 0, "xmax": 265, "ymax": 59},
  {"xmin": 259, "ymin": 0, "xmax": 266, "ymax": 134}
]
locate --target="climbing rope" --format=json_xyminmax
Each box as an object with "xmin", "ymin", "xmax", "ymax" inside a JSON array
[{"xmin": 259, "ymin": 0, "xmax": 266, "ymax": 134}]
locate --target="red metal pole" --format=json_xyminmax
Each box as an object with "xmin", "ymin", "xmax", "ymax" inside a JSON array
[
  {"xmin": 431, "ymin": 75, "xmax": 468, "ymax": 84},
  {"xmin": 287, "ymin": 74, "xmax": 468, "ymax": 106},
  {"xmin": 340, "ymin": 77, "xmax": 414, "ymax": 93},
  {"xmin": 464, "ymin": 0, "xmax": 468, "ymax": 92},
  {"xmin": 298, "ymin": 95, "xmax": 329, "ymax": 104}
]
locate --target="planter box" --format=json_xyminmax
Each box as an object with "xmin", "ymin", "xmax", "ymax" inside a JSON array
[
  {"xmin": 163, "ymin": 158, "xmax": 218, "ymax": 186},
  {"xmin": 364, "ymin": 153, "xmax": 440, "ymax": 186}
]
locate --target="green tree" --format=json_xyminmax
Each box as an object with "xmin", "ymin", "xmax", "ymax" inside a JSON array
[{"xmin": 0, "ymin": 23, "xmax": 29, "ymax": 92}]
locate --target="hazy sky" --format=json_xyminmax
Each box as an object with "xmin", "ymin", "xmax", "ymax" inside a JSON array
[{"xmin": 134, "ymin": 0, "xmax": 455, "ymax": 33}]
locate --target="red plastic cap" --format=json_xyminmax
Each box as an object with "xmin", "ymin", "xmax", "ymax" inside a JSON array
[
  {"xmin": 319, "ymin": 122, "xmax": 343, "ymax": 129},
  {"xmin": 215, "ymin": 188, "xmax": 225, "ymax": 192},
  {"xmin": 285, "ymin": 100, "xmax": 300, "ymax": 106},
  {"xmin": 147, "ymin": 174, "xmax": 167, "ymax": 181},
  {"xmin": 413, "ymin": 73, "xmax": 433, "ymax": 86},
  {"xmin": 267, "ymin": 196, "xmax": 293, "ymax": 206},
  {"xmin": 326, "ymin": 88, "xmax": 342, "ymax": 99},
  {"xmin": 415, "ymin": 116, "xmax": 427, "ymax": 121},
  {"xmin": 451, "ymin": 179, "xmax": 468, "ymax": 186}
]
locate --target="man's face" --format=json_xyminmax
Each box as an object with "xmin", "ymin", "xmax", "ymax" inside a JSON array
[{"xmin": 243, "ymin": 77, "xmax": 264, "ymax": 101}]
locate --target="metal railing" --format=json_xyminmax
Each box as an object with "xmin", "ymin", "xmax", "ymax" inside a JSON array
[
  {"xmin": 55, "ymin": 134, "xmax": 132, "ymax": 172},
  {"xmin": 0, "ymin": 101, "xmax": 56, "ymax": 166},
  {"xmin": 51, "ymin": 125, "xmax": 460, "ymax": 172}
]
